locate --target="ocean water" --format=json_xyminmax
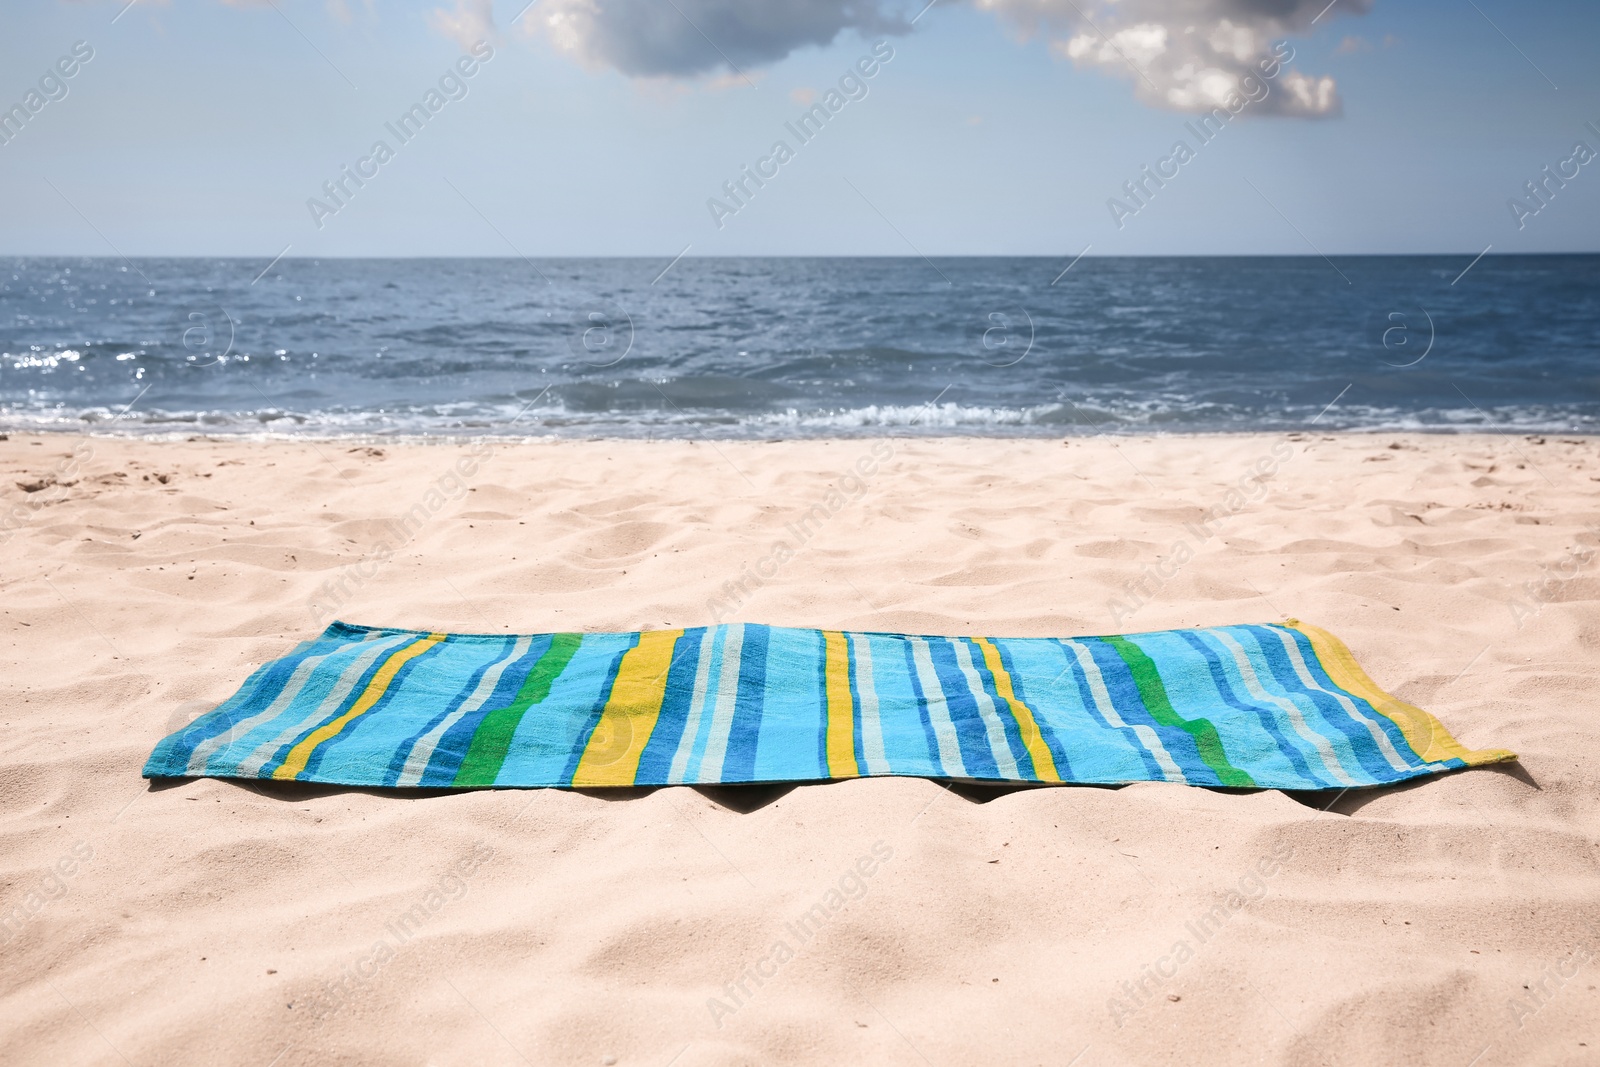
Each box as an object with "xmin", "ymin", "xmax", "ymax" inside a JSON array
[{"xmin": 2, "ymin": 255, "xmax": 1596, "ymax": 438}]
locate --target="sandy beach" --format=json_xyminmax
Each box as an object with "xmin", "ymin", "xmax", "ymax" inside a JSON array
[{"xmin": 2, "ymin": 430, "xmax": 1596, "ymax": 1066}]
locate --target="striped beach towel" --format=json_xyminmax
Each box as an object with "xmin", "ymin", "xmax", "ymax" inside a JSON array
[{"xmin": 144, "ymin": 620, "xmax": 1513, "ymax": 790}]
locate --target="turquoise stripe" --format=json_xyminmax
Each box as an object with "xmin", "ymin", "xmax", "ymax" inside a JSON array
[
  {"xmin": 989, "ymin": 637, "xmax": 1074, "ymax": 779},
  {"xmin": 681, "ymin": 624, "xmax": 732, "ymax": 782},
  {"xmin": 1242, "ymin": 625, "xmax": 1407, "ymax": 780},
  {"xmin": 495, "ymin": 633, "xmax": 639, "ymax": 786},
  {"xmin": 1079, "ymin": 637, "xmax": 1209, "ymax": 782},
  {"xmin": 860, "ymin": 634, "xmax": 945, "ymax": 778},
  {"xmin": 750, "ymin": 627, "xmax": 828, "ymax": 782},
  {"xmin": 333, "ymin": 636, "xmax": 534, "ymax": 779},
  {"xmin": 1033, "ymin": 639, "xmax": 1174, "ymax": 783},
  {"xmin": 1223, "ymin": 626, "xmax": 1380, "ymax": 784},
  {"xmin": 1132, "ymin": 629, "xmax": 1314, "ymax": 786},
  {"xmin": 146, "ymin": 638, "xmax": 322, "ymax": 774},
  {"xmin": 226, "ymin": 633, "xmax": 418, "ymax": 777},
  {"xmin": 1273, "ymin": 625, "xmax": 1422, "ymax": 769}
]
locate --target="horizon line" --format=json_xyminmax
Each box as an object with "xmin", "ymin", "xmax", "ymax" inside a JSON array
[{"xmin": 4, "ymin": 251, "xmax": 1598, "ymax": 261}]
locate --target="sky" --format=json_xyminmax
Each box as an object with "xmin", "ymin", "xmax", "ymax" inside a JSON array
[{"xmin": 1, "ymin": 0, "xmax": 1597, "ymax": 258}]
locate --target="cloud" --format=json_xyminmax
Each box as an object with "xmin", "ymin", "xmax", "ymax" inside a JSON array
[
  {"xmin": 430, "ymin": 0, "xmax": 497, "ymax": 52},
  {"xmin": 529, "ymin": 0, "xmax": 906, "ymax": 78},
  {"xmin": 985, "ymin": 0, "xmax": 1369, "ymax": 117},
  {"xmin": 506, "ymin": 0, "xmax": 1370, "ymax": 117}
]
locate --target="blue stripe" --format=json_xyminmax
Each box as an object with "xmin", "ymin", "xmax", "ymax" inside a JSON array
[
  {"xmin": 899, "ymin": 638, "xmax": 947, "ymax": 773},
  {"xmin": 961, "ymin": 638, "xmax": 1035, "ymax": 777},
  {"xmin": 559, "ymin": 636, "xmax": 639, "ymax": 786},
  {"xmin": 925, "ymin": 638, "xmax": 1001, "ymax": 779},
  {"xmin": 990, "ymin": 638, "xmax": 1074, "ymax": 780},
  {"xmin": 302, "ymin": 638, "xmax": 453, "ymax": 779},
  {"xmin": 1082, "ymin": 637, "xmax": 1222, "ymax": 786},
  {"xmin": 1229, "ymin": 626, "xmax": 1388, "ymax": 784},
  {"xmin": 256, "ymin": 636, "xmax": 431, "ymax": 778},
  {"xmin": 144, "ymin": 638, "xmax": 323, "ymax": 773},
  {"xmin": 1171, "ymin": 630, "xmax": 1330, "ymax": 787},
  {"xmin": 375, "ymin": 635, "xmax": 526, "ymax": 786},
  {"xmin": 860, "ymin": 634, "xmax": 940, "ymax": 777},
  {"xmin": 721, "ymin": 623, "xmax": 768, "ymax": 782},
  {"xmin": 420, "ymin": 636, "xmax": 555, "ymax": 786},
  {"xmin": 635, "ymin": 628, "xmax": 708, "ymax": 784},
  {"xmin": 1046, "ymin": 640, "xmax": 1168, "ymax": 781},
  {"xmin": 1275, "ymin": 625, "xmax": 1424, "ymax": 769}
]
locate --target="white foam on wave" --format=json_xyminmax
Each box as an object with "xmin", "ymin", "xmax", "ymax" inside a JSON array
[
  {"xmin": 1, "ymin": 398, "xmax": 1595, "ymax": 440},
  {"xmin": 745, "ymin": 401, "xmax": 1067, "ymax": 431}
]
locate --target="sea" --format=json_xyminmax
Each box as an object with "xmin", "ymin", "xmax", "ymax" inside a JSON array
[{"xmin": 2, "ymin": 255, "xmax": 1596, "ymax": 438}]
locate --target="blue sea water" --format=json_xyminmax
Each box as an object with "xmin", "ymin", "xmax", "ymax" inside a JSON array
[{"xmin": 2, "ymin": 255, "xmax": 1596, "ymax": 438}]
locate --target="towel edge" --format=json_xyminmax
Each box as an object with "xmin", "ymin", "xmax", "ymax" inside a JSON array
[{"xmin": 1285, "ymin": 620, "xmax": 1517, "ymax": 768}]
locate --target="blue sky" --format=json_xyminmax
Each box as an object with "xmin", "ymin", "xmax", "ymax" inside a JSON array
[{"xmin": 2, "ymin": 0, "xmax": 1597, "ymax": 257}]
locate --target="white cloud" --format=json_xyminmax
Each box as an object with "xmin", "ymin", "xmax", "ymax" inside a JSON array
[
  {"xmin": 528, "ymin": 0, "xmax": 906, "ymax": 78},
  {"xmin": 430, "ymin": 0, "xmax": 497, "ymax": 52},
  {"xmin": 990, "ymin": 0, "xmax": 1368, "ymax": 117},
  {"xmin": 479, "ymin": 0, "xmax": 1369, "ymax": 117}
]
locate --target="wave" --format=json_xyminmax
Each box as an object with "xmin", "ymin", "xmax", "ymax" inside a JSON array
[{"xmin": 3, "ymin": 398, "xmax": 1595, "ymax": 440}]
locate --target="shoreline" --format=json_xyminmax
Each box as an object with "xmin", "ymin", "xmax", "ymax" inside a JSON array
[{"xmin": 3, "ymin": 426, "xmax": 1596, "ymax": 445}]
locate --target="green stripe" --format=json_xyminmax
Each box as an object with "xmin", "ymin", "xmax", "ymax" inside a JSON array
[
  {"xmin": 454, "ymin": 633, "xmax": 583, "ymax": 786},
  {"xmin": 1102, "ymin": 635, "xmax": 1255, "ymax": 788}
]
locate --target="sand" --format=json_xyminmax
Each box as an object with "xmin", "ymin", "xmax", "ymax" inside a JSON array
[{"xmin": 1, "ymin": 430, "xmax": 1596, "ymax": 1066}]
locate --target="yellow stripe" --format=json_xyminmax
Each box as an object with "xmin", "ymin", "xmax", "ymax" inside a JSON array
[
  {"xmin": 823, "ymin": 631, "xmax": 859, "ymax": 778},
  {"xmin": 974, "ymin": 637, "xmax": 1061, "ymax": 782},
  {"xmin": 1287, "ymin": 621, "xmax": 1516, "ymax": 767},
  {"xmin": 272, "ymin": 633, "xmax": 446, "ymax": 780},
  {"xmin": 571, "ymin": 629, "xmax": 684, "ymax": 787}
]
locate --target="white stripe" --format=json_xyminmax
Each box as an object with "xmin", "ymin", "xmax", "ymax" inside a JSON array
[
  {"xmin": 668, "ymin": 628, "xmax": 721, "ymax": 784},
  {"xmin": 853, "ymin": 635, "xmax": 890, "ymax": 775},
  {"xmin": 1212, "ymin": 630, "xmax": 1359, "ymax": 787},
  {"xmin": 394, "ymin": 636, "xmax": 534, "ymax": 786},
  {"xmin": 190, "ymin": 630, "xmax": 393, "ymax": 771},
  {"xmin": 233, "ymin": 634, "xmax": 414, "ymax": 777},
  {"xmin": 951, "ymin": 639, "xmax": 1023, "ymax": 779},
  {"xmin": 909, "ymin": 637, "xmax": 966, "ymax": 777},
  {"xmin": 696, "ymin": 623, "xmax": 745, "ymax": 781},
  {"xmin": 188, "ymin": 653, "xmax": 333, "ymax": 774},
  {"xmin": 1267, "ymin": 627, "xmax": 1415, "ymax": 773},
  {"xmin": 1061, "ymin": 640, "xmax": 1187, "ymax": 783}
]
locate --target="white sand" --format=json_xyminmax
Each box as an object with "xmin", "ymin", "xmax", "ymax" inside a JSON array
[{"xmin": 2, "ymin": 431, "xmax": 1596, "ymax": 1065}]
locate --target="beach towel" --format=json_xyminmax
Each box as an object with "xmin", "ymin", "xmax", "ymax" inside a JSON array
[{"xmin": 144, "ymin": 620, "xmax": 1513, "ymax": 790}]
